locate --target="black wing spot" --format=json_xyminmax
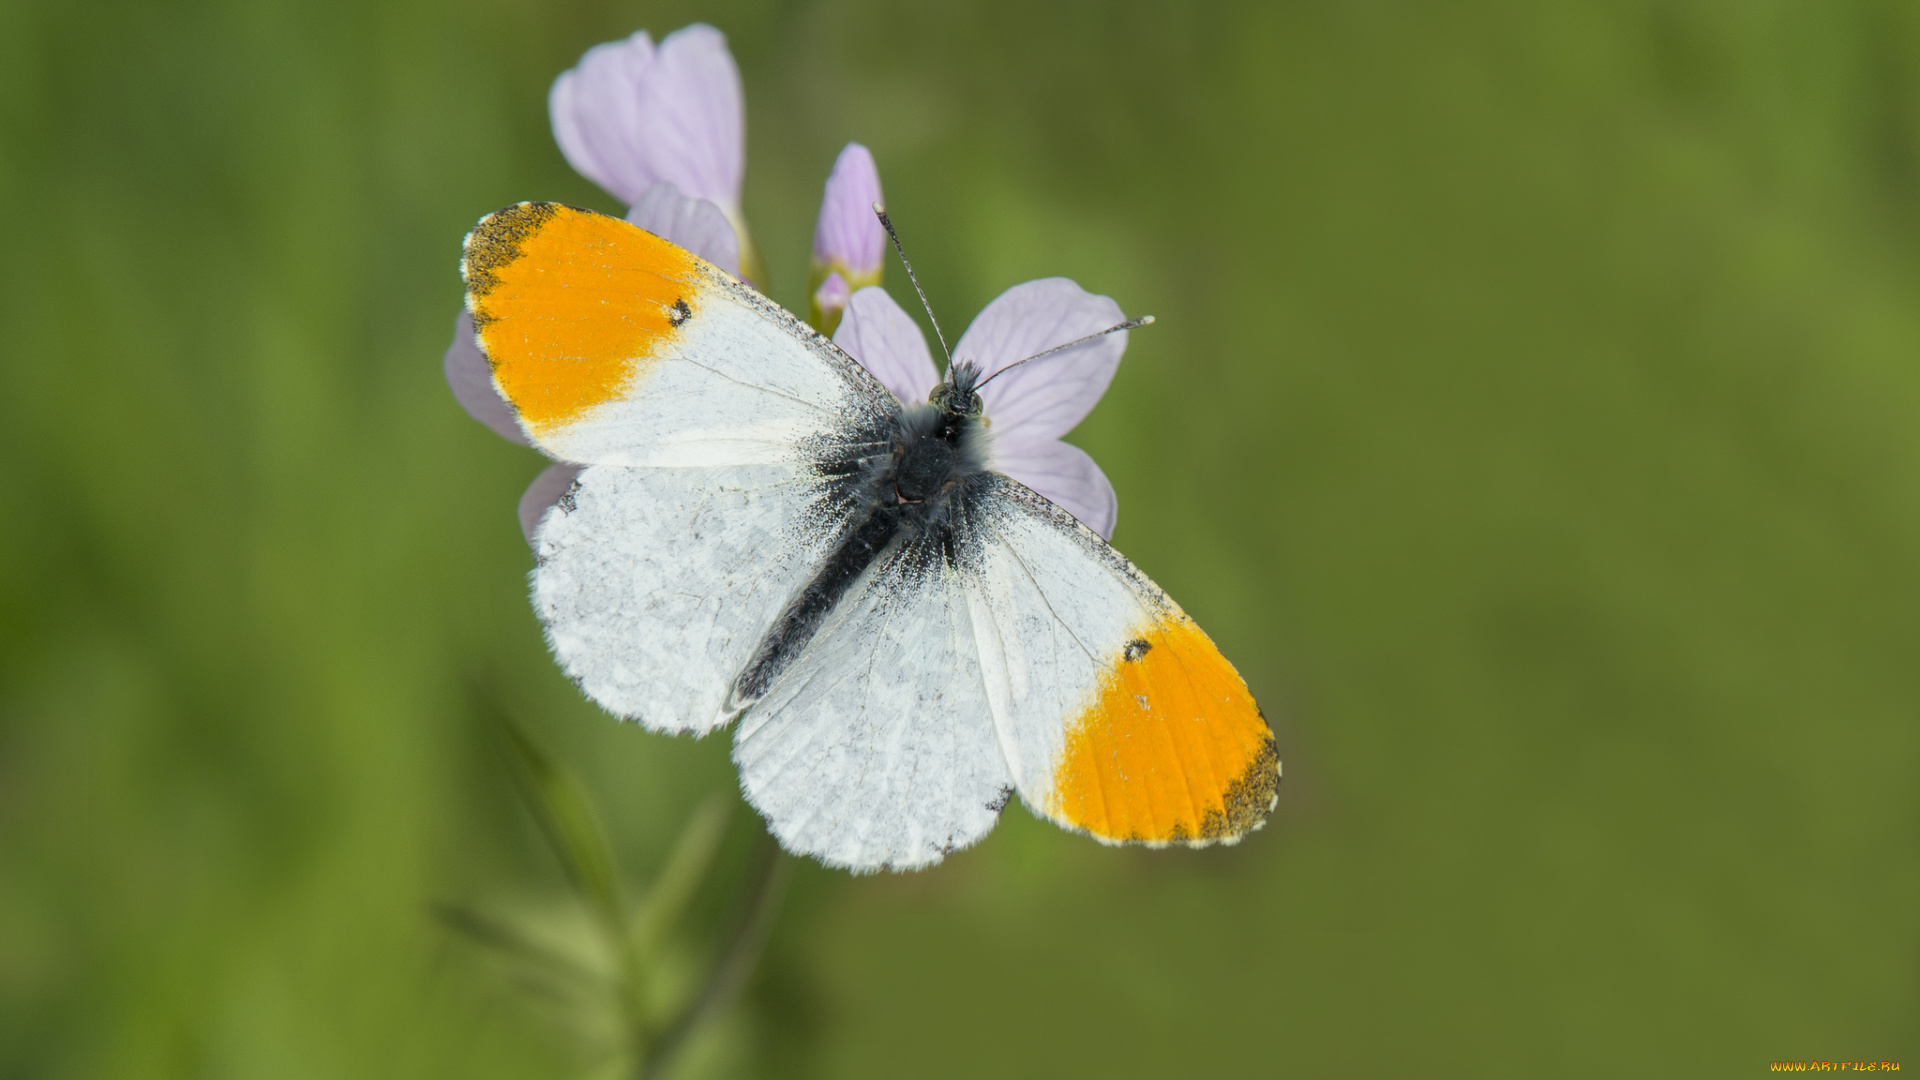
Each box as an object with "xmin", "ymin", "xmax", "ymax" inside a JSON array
[
  {"xmin": 669, "ymin": 297, "xmax": 692, "ymax": 326},
  {"xmin": 986, "ymin": 785, "xmax": 1013, "ymax": 813},
  {"xmin": 1123, "ymin": 639, "xmax": 1152, "ymax": 662},
  {"xmin": 557, "ymin": 480, "xmax": 580, "ymax": 514}
]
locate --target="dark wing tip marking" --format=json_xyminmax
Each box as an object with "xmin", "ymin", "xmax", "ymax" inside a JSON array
[
  {"xmin": 1200, "ymin": 736, "xmax": 1281, "ymax": 841},
  {"xmin": 462, "ymin": 202, "xmax": 560, "ymax": 299}
]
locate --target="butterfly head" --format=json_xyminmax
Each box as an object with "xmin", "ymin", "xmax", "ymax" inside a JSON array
[{"xmin": 931, "ymin": 359, "xmax": 985, "ymax": 427}]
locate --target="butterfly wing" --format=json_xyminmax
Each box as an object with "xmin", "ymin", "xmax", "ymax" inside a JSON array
[
  {"xmin": 533, "ymin": 461, "xmax": 872, "ymax": 735},
  {"xmin": 732, "ymin": 528, "xmax": 1013, "ymax": 873},
  {"xmin": 464, "ymin": 203, "xmax": 896, "ymax": 734},
  {"xmin": 964, "ymin": 479, "xmax": 1278, "ymax": 846},
  {"xmin": 463, "ymin": 202, "xmax": 893, "ymax": 466}
]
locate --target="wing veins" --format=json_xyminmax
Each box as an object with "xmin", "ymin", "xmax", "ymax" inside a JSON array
[
  {"xmin": 1066, "ymin": 517, "xmax": 1229, "ymax": 828},
  {"xmin": 668, "ymin": 354, "xmax": 834, "ymax": 415},
  {"xmin": 745, "ymin": 550, "xmax": 902, "ymax": 849},
  {"xmin": 992, "ymin": 521, "xmax": 1100, "ymax": 666}
]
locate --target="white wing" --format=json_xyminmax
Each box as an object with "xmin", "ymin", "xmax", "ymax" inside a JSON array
[
  {"xmin": 533, "ymin": 462, "xmax": 859, "ymax": 735},
  {"xmin": 732, "ymin": 535, "xmax": 1013, "ymax": 872}
]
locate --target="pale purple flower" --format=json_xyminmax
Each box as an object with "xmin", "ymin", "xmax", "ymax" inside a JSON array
[
  {"xmin": 549, "ymin": 23, "xmax": 762, "ymax": 286},
  {"xmin": 807, "ymin": 144, "xmax": 884, "ymax": 333},
  {"xmin": 550, "ymin": 26, "xmax": 744, "ymax": 222},
  {"xmin": 450, "ymin": 26, "xmax": 908, "ymax": 545},
  {"xmin": 832, "ymin": 281, "xmax": 1127, "ymax": 539},
  {"xmin": 812, "ymin": 145, "xmax": 884, "ymax": 272},
  {"xmin": 625, "ymin": 180, "xmax": 739, "ymax": 276}
]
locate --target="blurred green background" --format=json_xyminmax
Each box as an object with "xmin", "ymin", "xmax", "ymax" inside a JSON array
[{"xmin": 3, "ymin": 0, "xmax": 1918, "ymax": 1075}]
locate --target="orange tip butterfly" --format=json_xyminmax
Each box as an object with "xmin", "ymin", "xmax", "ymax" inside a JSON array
[{"xmin": 462, "ymin": 202, "xmax": 1278, "ymax": 872}]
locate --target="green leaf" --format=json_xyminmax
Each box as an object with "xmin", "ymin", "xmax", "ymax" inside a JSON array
[
  {"xmin": 430, "ymin": 900, "xmax": 610, "ymax": 1000},
  {"xmin": 491, "ymin": 707, "xmax": 625, "ymax": 939},
  {"xmin": 631, "ymin": 793, "xmax": 732, "ymax": 954}
]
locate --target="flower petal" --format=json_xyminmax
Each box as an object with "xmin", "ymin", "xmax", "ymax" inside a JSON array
[
  {"xmin": 811, "ymin": 143, "xmax": 885, "ymax": 277},
  {"xmin": 630, "ymin": 24, "xmax": 744, "ymax": 212},
  {"xmin": 549, "ymin": 30, "xmax": 657, "ymax": 204},
  {"xmin": 626, "ymin": 181, "xmax": 739, "ymax": 275},
  {"xmin": 444, "ymin": 309, "xmax": 527, "ymax": 445},
  {"xmin": 992, "ymin": 438, "xmax": 1117, "ymax": 540},
  {"xmin": 547, "ymin": 24, "xmax": 744, "ymax": 212},
  {"xmin": 955, "ymin": 278, "xmax": 1127, "ymax": 443},
  {"xmin": 519, "ymin": 462, "xmax": 583, "ymax": 546},
  {"xmin": 833, "ymin": 286, "xmax": 940, "ymax": 405}
]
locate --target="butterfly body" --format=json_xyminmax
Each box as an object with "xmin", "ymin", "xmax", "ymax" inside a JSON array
[
  {"xmin": 886, "ymin": 367, "xmax": 989, "ymax": 514},
  {"xmin": 465, "ymin": 202, "xmax": 1278, "ymax": 872},
  {"xmin": 728, "ymin": 360, "xmax": 992, "ymax": 711}
]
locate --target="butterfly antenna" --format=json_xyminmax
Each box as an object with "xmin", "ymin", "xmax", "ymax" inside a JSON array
[
  {"xmin": 973, "ymin": 315, "xmax": 1155, "ymax": 391},
  {"xmin": 873, "ymin": 203, "xmax": 952, "ymax": 366}
]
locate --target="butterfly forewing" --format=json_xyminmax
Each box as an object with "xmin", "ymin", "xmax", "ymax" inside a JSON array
[
  {"xmin": 463, "ymin": 202, "xmax": 893, "ymax": 467},
  {"xmin": 966, "ymin": 480, "xmax": 1279, "ymax": 847}
]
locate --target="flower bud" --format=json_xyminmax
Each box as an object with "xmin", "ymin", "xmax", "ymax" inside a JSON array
[{"xmin": 807, "ymin": 143, "xmax": 885, "ymax": 334}]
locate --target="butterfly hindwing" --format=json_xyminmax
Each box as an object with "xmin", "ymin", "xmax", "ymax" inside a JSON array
[
  {"xmin": 732, "ymin": 530, "xmax": 1013, "ymax": 872},
  {"xmin": 534, "ymin": 461, "xmax": 860, "ymax": 735}
]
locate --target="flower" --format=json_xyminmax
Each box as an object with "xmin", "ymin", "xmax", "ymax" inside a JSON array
[
  {"xmin": 625, "ymin": 180, "xmax": 740, "ymax": 277},
  {"xmin": 548, "ymin": 24, "xmax": 759, "ymax": 281},
  {"xmin": 807, "ymin": 144, "xmax": 885, "ymax": 334},
  {"xmin": 833, "ymin": 281, "xmax": 1129, "ymax": 539},
  {"xmin": 448, "ymin": 25, "xmax": 909, "ymax": 546}
]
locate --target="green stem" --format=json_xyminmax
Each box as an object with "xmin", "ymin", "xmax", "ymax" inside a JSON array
[{"xmin": 635, "ymin": 831, "xmax": 791, "ymax": 1080}]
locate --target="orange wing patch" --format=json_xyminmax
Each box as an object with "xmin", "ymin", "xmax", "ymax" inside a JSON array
[
  {"xmin": 1049, "ymin": 615, "xmax": 1278, "ymax": 846},
  {"xmin": 462, "ymin": 202, "xmax": 702, "ymax": 437}
]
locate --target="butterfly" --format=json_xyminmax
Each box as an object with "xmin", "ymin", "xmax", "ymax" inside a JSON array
[{"xmin": 462, "ymin": 201, "xmax": 1279, "ymax": 872}]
